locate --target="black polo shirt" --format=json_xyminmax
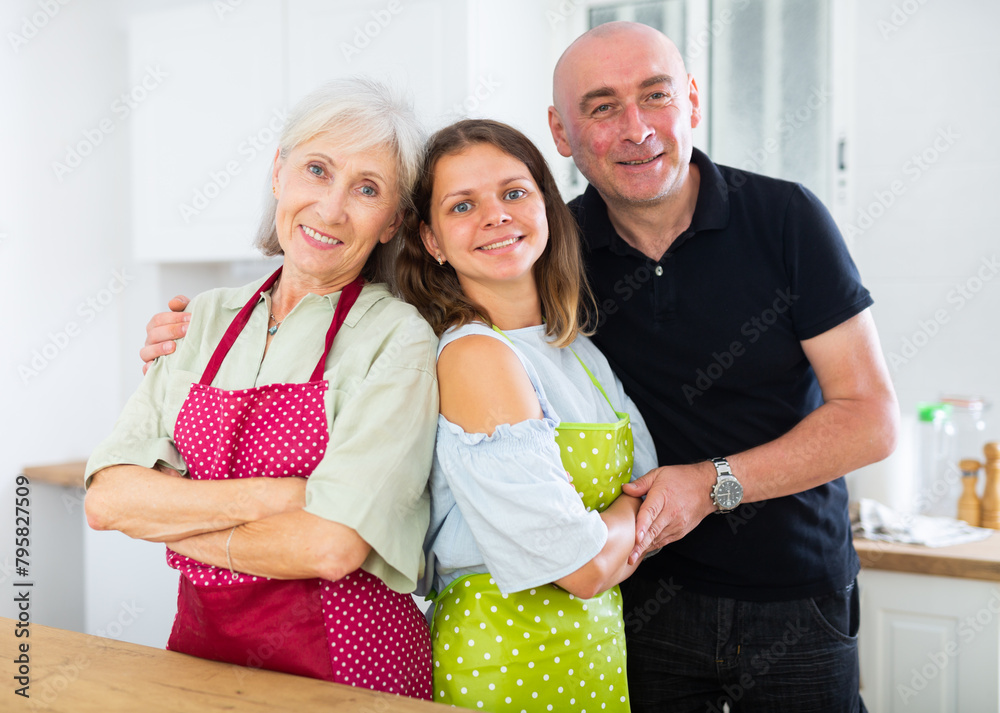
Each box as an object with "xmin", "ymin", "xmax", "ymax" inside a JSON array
[{"xmin": 570, "ymin": 148, "xmax": 873, "ymax": 601}]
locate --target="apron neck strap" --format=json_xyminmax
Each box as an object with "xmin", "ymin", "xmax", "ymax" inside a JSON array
[
  {"xmin": 567, "ymin": 347, "xmax": 620, "ymax": 418},
  {"xmin": 310, "ymin": 276, "xmax": 364, "ymax": 382},
  {"xmin": 198, "ymin": 267, "xmax": 365, "ymax": 386},
  {"xmin": 199, "ymin": 267, "xmax": 283, "ymax": 386},
  {"xmin": 490, "ymin": 324, "xmax": 621, "ymax": 419}
]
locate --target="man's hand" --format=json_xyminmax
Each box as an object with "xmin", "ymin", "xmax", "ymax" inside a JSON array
[
  {"xmin": 141, "ymin": 295, "xmax": 191, "ymax": 374},
  {"xmin": 622, "ymin": 461, "xmax": 717, "ymax": 563}
]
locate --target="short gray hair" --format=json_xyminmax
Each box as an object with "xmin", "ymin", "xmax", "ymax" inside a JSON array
[{"xmin": 254, "ymin": 77, "xmax": 425, "ymax": 285}]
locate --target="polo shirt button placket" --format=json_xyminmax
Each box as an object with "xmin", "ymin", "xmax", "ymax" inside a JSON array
[{"xmin": 652, "ymin": 255, "xmax": 675, "ymax": 322}]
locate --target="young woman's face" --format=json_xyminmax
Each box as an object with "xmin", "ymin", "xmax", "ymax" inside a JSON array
[{"xmin": 420, "ymin": 143, "xmax": 548, "ymax": 295}]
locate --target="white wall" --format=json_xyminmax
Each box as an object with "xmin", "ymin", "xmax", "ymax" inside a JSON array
[
  {"xmin": 2, "ymin": 0, "xmax": 998, "ymax": 648},
  {"xmin": 843, "ymin": 0, "xmax": 1000, "ymax": 509},
  {"xmin": 0, "ymin": 0, "xmax": 255, "ymax": 645},
  {"xmin": 851, "ymin": 0, "xmax": 1000, "ymax": 416},
  {"xmin": 2, "ymin": 0, "xmax": 139, "ymax": 633}
]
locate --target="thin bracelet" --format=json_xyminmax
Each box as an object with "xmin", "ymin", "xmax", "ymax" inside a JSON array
[{"xmin": 226, "ymin": 525, "xmax": 239, "ymax": 580}]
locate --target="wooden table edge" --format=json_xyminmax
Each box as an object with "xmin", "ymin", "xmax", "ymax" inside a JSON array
[
  {"xmin": 1, "ymin": 618, "xmax": 450, "ymax": 712},
  {"xmin": 21, "ymin": 461, "xmax": 87, "ymax": 489}
]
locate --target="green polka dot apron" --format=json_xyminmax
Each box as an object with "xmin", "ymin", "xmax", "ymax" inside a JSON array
[{"xmin": 431, "ymin": 337, "xmax": 634, "ymax": 712}]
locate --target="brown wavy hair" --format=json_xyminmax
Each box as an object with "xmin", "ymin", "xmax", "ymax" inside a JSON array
[{"xmin": 396, "ymin": 119, "xmax": 593, "ymax": 348}]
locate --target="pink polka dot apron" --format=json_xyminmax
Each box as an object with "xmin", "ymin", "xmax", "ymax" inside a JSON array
[
  {"xmin": 166, "ymin": 266, "xmax": 431, "ymax": 698},
  {"xmin": 430, "ymin": 334, "xmax": 633, "ymax": 712}
]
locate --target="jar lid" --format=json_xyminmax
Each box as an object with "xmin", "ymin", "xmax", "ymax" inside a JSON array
[
  {"xmin": 917, "ymin": 402, "xmax": 951, "ymax": 421},
  {"xmin": 941, "ymin": 395, "xmax": 990, "ymax": 412}
]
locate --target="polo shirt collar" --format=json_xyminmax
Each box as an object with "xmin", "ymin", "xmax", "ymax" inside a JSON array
[
  {"xmin": 575, "ymin": 147, "xmax": 730, "ymax": 254},
  {"xmin": 223, "ymin": 269, "xmax": 388, "ymax": 327}
]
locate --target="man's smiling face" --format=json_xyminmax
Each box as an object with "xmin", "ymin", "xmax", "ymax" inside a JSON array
[{"xmin": 550, "ymin": 22, "xmax": 701, "ymax": 209}]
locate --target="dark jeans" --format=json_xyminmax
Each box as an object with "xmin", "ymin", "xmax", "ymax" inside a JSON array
[{"xmin": 620, "ymin": 576, "xmax": 867, "ymax": 712}]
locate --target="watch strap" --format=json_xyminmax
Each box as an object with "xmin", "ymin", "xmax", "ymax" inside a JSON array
[{"xmin": 710, "ymin": 457, "xmax": 742, "ymax": 513}]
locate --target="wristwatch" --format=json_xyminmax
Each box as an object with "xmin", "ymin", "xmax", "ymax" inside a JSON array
[{"xmin": 710, "ymin": 457, "xmax": 743, "ymax": 513}]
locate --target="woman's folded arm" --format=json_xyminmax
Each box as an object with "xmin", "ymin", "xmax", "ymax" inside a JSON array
[
  {"xmin": 84, "ymin": 464, "xmax": 306, "ymax": 542},
  {"xmin": 554, "ymin": 493, "xmax": 642, "ymax": 599},
  {"xmin": 167, "ymin": 509, "xmax": 372, "ymax": 581}
]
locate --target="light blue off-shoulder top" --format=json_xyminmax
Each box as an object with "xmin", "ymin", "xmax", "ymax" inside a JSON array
[{"xmin": 422, "ymin": 322, "xmax": 658, "ymax": 596}]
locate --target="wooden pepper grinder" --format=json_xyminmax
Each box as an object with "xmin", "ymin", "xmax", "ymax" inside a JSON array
[
  {"xmin": 957, "ymin": 459, "xmax": 982, "ymax": 526},
  {"xmin": 982, "ymin": 442, "xmax": 1000, "ymax": 530}
]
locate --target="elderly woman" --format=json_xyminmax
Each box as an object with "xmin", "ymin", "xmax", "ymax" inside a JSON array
[{"xmin": 84, "ymin": 78, "xmax": 437, "ymax": 699}]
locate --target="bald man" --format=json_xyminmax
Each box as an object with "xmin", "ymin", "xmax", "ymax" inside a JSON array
[
  {"xmin": 141, "ymin": 20, "xmax": 893, "ymax": 711},
  {"xmin": 547, "ymin": 22, "xmax": 894, "ymax": 712}
]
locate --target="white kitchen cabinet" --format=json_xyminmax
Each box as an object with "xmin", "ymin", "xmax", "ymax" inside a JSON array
[
  {"xmin": 129, "ymin": 0, "xmax": 285, "ymax": 262},
  {"xmin": 128, "ymin": 0, "xmax": 556, "ymax": 263},
  {"xmin": 285, "ymin": 0, "xmax": 471, "ymax": 131},
  {"xmin": 856, "ymin": 538, "xmax": 1000, "ymax": 712}
]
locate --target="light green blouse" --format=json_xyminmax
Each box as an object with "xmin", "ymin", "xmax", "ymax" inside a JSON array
[{"xmin": 85, "ymin": 274, "xmax": 439, "ymax": 593}]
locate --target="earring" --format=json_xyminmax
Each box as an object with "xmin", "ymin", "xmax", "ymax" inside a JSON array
[
  {"xmin": 272, "ymin": 185, "xmax": 278, "ymax": 197},
  {"xmin": 436, "ymin": 253, "xmax": 445, "ymax": 266}
]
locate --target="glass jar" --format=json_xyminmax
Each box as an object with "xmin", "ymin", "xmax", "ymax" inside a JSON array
[
  {"xmin": 941, "ymin": 396, "xmax": 992, "ymax": 463},
  {"xmin": 914, "ymin": 402, "xmax": 957, "ymax": 517}
]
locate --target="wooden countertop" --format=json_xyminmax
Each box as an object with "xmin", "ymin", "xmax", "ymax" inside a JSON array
[
  {"xmin": 854, "ymin": 532, "xmax": 1000, "ymax": 582},
  {"xmin": 22, "ymin": 461, "xmax": 87, "ymax": 489},
  {"xmin": 1, "ymin": 619, "xmax": 449, "ymax": 712}
]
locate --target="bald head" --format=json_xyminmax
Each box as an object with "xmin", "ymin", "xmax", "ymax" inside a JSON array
[
  {"xmin": 553, "ymin": 22, "xmax": 687, "ymax": 113},
  {"xmin": 546, "ymin": 20, "xmax": 701, "ymax": 211}
]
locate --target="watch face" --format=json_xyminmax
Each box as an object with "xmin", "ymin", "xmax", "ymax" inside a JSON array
[{"xmin": 715, "ymin": 479, "xmax": 743, "ymax": 510}]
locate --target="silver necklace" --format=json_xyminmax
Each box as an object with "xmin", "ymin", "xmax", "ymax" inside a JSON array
[
  {"xmin": 268, "ymin": 311, "xmax": 284, "ymax": 336},
  {"xmin": 268, "ymin": 279, "xmax": 284, "ymax": 335}
]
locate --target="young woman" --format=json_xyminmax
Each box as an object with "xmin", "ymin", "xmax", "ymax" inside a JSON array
[{"xmin": 396, "ymin": 119, "xmax": 659, "ymax": 712}]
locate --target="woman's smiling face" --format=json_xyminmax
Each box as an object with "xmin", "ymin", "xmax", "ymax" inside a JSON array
[
  {"xmin": 272, "ymin": 134, "xmax": 402, "ymax": 289},
  {"xmin": 420, "ymin": 142, "xmax": 548, "ymax": 295}
]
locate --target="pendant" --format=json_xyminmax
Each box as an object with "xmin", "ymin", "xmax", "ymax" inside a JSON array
[{"xmin": 268, "ymin": 325, "xmax": 278, "ymax": 336}]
